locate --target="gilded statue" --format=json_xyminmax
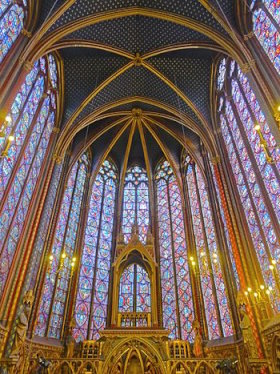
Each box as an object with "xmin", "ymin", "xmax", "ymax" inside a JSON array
[
  {"xmin": 237, "ymin": 292, "xmax": 258, "ymax": 359},
  {"xmin": 10, "ymin": 290, "xmax": 34, "ymax": 358},
  {"xmin": 65, "ymin": 317, "xmax": 76, "ymax": 358},
  {"xmin": 192, "ymin": 319, "xmax": 203, "ymax": 358}
]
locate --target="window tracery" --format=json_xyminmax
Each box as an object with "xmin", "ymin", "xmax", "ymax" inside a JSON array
[
  {"xmin": 250, "ymin": 0, "xmax": 280, "ymax": 75},
  {"xmin": 118, "ymin": 264, "xmax": 151, "ymax": 314},
  {"xmin": 0, "ymin": 0, "xmax": 27, "ymax": 64},
  {"xmin": 155, "ymin": 160, "xmax": 194, "ymax": 341},
  {"xmin": 184, "ymin": 157, "xmax": 233, "ymax": 339},
  {"xmin": 35, "ymin": 154, "xmax": 88, "ymax": 338},
  {"xmin": 122, "ymin": 166, "xmax": 150, "ymax": 244},
  {"xmin": 0, "ymin": 55, "xmax": 58, "ymax": 298},
  {"xmin": 73, "ymin": 160, "xmax": 117, "ymax": 342},
  {"xmin": 217, "ymin": 58, "xmax": 280, "ymax": 311}
]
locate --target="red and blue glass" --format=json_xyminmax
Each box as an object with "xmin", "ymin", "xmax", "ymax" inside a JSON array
[
  {"xmin": 0, "ymin": 56, "xmax": 57, "ymax": 298},
  {"xmin": 73, "ymin": 160, "xmax": 117, "ymax": 341},
  {"xmin": 0, "ymin": 0, "xmax": 26, "ymax": 64},
  {"xmin": 156, "ymin": 160, "xmax": 194, "ymax": 341},
  {"xmin": 122, "ymin": 166, "xmax": 149, "ymax": 244}
]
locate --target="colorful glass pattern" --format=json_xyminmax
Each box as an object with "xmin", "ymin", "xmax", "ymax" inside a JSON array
[
  {"xmin": 0, "ymin": 56, "xmax": 57, "ymax": 298},
  {"xmin": 73, "ymin": 160, "xmax": 117, "ymax": 342},
  {"xmin": 220, "ymin": 110, "xmax": 280, "ymax": 310},
  {"xmin": 35, "ymin": 156, "xmax": 88, "ymax": 338},
  {"xmin": 118, "ymin": 264, "xmax": 151, "ymax": 314},
  {"xmin": 217, "ymin": 57, "xmax": 280, "ymax": 310},
  {"xmin": 0, "ymin": 1, "xmax": 26, "ymax": 64},
  {"xmin": 122, "ymin": 166, "xmax": 149, "ymax": 244},
  {"xmin": 156, "ymin": 160, "xmax": 194, "ymax": 341},
  {"xmin": 186, "ymin": 161, "xmax": 233, "ymax": 338},
  {"xmin": 252, "ymin": 2, "xmax": 280, "ymax": 75}
]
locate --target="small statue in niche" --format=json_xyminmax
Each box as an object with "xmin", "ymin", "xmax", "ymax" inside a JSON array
[
  {"xmin": 65, "ymin": 317, "xmax": 76, "ymax": 358},
  {"xmin": 10, "ymin": 289, "xmax": 34, "ymax": 358},
  {"xmin": 237, "ymin": 292, "xmax": 258, "ymax": 359},
  {"xmin": 192, "ymin": 319, "xmax": 203, "ymax": 358}
]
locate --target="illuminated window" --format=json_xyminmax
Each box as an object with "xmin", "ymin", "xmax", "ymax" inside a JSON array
[
  {"xmin": 217, "ymin": 58, "xmax": 280, "ymax": 311},
  {"xmin": 0, "ymin": 0, "xmax": 27, "ymax": 64},
  {"xmin": 155, "ymin": 160, "xmax": 194, "ymax": 341},
  {"xmin": 250, "ymin": 0, "xmax": 280, "ymax": 75},
  {"xmin": 73, "ymin": 160, "xmax": 117, "ymax": 341},
  {"xmin": 122, "ymin": 166, "xmax": 150, "ymax": 244},
  {"xmin": 0, "ymin": 55, "xmax": 58, "ymax": 298},
  {"xmin": 35, "ymin": 155, "xmax": 89, "ymax": 338}
]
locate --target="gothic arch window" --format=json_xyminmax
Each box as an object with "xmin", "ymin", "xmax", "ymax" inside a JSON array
[
  {"xmin": 155, "ymin": 160, "xmax": 194, "ymax": 341},
  {"xmin": 73, "ymin": 160, "xmax": 118, "ymax": 342},
  {"xmin": 122, "ymin": 166, "xmax": 150, "ymax": 244},
  {"xmin": 250, "ymin": 0, "xmax": 280, "ymax": 75},
  {"xmin": 183, "ymin": 156, "xmax": 233, "ymax": 339},
  {"xmin": 0, "ymin": 55, "xmax": 58, "ymax": 298},
  {"xmin": 118, "ymin": 264, "xmax": 151, "ymax": 314},
  {"xmin": 217, "ymin": 57, "xmax": 280, "ymax": 311},
  {"xmin": 0, "ymin": 0, "xmax": 27, "ymax": 64},
  {"xmin": 35, "ymin": 154, "xmax": 89, "ymax": 338}
]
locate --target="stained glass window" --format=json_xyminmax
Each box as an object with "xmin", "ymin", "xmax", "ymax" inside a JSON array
[
  {"xmin": 0, "ymin": 55, "xmax": 58, "ymax": 298},
  {"xmin": 217, "ymin": 58, "xmax": 280, "ymax": 311},
  {"xmin": 122, "ymin": 166, "xmax": 150, "ymax": 244},
  {"xmin": 73, "ymin": 160, "xmax": 117, "ymax": 342},
  {"xmin": 35, "ymin": 155, "xmax": 88, "ymax": 338},
  {"xmin": 118, "ymin": 264, "xmax": 151, "ymax": 314},
  {"xmin": 184, "ymin": 158, "xmax": 233, "ymax": 339},
  {"xmin": 155, "ymin": 160, "xmax": 194, "ymax": 341},
  {"xmin": 0, "ymin": 0, "xmax": 27, "ymax": 64},
  {"xmin": 251, "ymin": 0, "xmax": 280, "ymax": 75}
]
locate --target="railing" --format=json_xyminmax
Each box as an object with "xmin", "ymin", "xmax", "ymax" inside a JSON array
[
  {"xmin": 167, "ymin": 340, "xmax": 191, "ymax": 359},
  {"xmin": 117, "ymin": 312, "xmax": 151, "ymax": 327},
  {"xmin": 81, "ymin": 341, "xmax": 103, "ymax": 359}
]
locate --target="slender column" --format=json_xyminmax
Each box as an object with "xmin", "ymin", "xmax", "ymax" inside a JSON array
[{"xmin": 203, "ymin": 150, "xmax": 240, "ymax": 337}]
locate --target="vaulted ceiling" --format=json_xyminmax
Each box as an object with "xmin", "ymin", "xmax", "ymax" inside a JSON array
[{"xmin": 26, "ymin": 0, "xmax": 250, "ymax": 171}]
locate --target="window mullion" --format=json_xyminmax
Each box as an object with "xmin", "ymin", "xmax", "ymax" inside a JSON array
[
  {"xmin": 46, "ymin": 162, "xmax": 82, "ymax": 337},
  {"xmin": 0, "ymin": 80, "xmax": 46, "ymax": 212},
  {"xmin": 167, "ymin": 178, "xmax": 182, "ymax": 339},
  {"xmin": 193, "ymin": 166, "xmax": 224, "ymax": 338},
  {"xmin": 87, "ymin": 179, "xmax": 106, "ymax": 339},
  {"xmin": 223, "ymin": 115, "xmax": 280, "ymax": 291},
  {"xmin": 259, "ymin": 3, "xmax": 280, "ymax": 33},
  {"xmin": 0, "ymin": 108, "xmax": 51, "ymax": 260}
]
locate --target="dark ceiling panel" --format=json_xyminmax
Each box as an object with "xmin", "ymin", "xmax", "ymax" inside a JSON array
[
  {"xmin": 73, "ymin": 66, "xmax": 202, "ymax": 127},
  {"xmin": 63, "ymin": 16, "xmax": 211, "ymax": 55},
  {"xmin": 48, "ymin": 0, "xmax": 229, "ymax": 36},
  {"xmin": 37, "ymin": 0, "xmax": 65, "ymax": 29},
  {"xmin": 61, "ymin": 49, "xmax": 127, "ymax": 125},
  {"xmin": 147, "ymin": 55, "xmax": 212, "ymax": 123}
]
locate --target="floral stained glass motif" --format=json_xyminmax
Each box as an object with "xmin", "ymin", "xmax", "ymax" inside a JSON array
[
  {"xmin": 0, "ymin": 55, "xmax": 57, "ymax": 298},
  {"xmin": 156, "ymin": 160, "xmax": 194, "ymax": 341},
  {"xmin": 73, "ymin": 160, "xmax": 117, "ymax": 342},
  {"xmin": 185, "ymin": 160, "xmax": 233, "ymax": 339},
  {"xmin": 0, "ymin": 1, "xmax": 26, "ymax": 64},
  {"xmin": 251, "ymin": 1, "xmax": 280, "ymax": 75},
  {"xmin": 118, "ymin": 264, "xmax": 151, "ymax": 314},
  {"xmin": 122, "ymin": 166, "xmax": 149, "ymax": 244},
  {"xmin": 35, "ymin": 155, "xmax": 88, "ymax": 338}
]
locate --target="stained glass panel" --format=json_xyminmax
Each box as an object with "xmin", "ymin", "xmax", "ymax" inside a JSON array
[
  {"xmin": 252, "ymin": 6, "xmax": 280, "ymax": 75},
  {"xmin": 73, "ymin": 160, "xmax": 117, "ymax": 342},
  {"xmin": 0, "ymin": 2, "xmax": 26, "ymax": 64},
  {"xmin": 156, "ymin": 160, "xmax": 194, "ymax": 341},
  {"xmin": 0, "ymin": 56, "xmax": 57, "ymax": 298},
  {"xmin": 122, "ymin": 166, "xmax": 149, "ymax": 244}
]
